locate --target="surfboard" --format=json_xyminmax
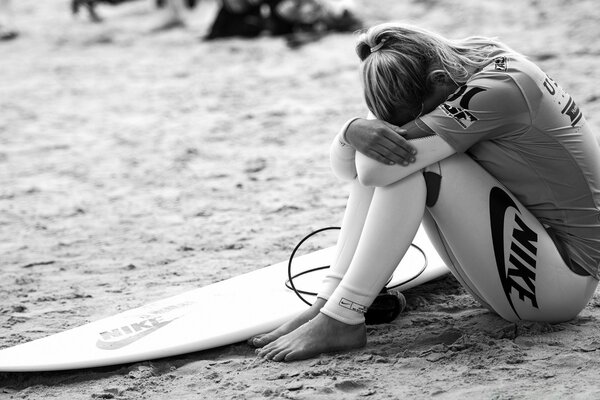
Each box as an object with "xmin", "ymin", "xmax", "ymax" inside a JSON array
[{"xmin": 0, "ymin": 226, "xmax": 448, "ymax": 372}]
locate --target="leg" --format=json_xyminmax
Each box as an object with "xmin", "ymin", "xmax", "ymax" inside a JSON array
[
  {"xmin": 421, "ymin": 210, "xmax": 493, "ymax": 311},
  {"xmin": 257, "ymin": 172, "xmax": 426, "ymax": 361},
  {"xmin": 320, "ymin": 172, "xmax": 426, "ymax": 325},
  {"xmin": 250, "ymin": 181, "xmax": 376, "ymax": 347},
  {"xmin": 427, "ymin": 154, "xmax": 597, "ymax": 322}
]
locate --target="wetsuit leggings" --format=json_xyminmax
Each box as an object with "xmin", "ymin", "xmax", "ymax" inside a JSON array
[{"xmin": 318, "ymin": 153, "xmax": 598, "ymax": 324}]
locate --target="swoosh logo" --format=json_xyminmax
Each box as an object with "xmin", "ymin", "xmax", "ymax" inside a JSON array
[
  {"xmin": 489, "ymin": 186, "xmax": 521, "ymax": 319},
  {"xmin": 339, "ymin": 298, "xmax": 353, "ymax": 308},
  {"xmin": 96, "ymin": 318, "xmax": 176, "ymax": 350}
]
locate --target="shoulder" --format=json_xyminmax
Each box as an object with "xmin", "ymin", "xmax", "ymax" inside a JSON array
[
  {"xmin": 445, "ymin": 56, "xmax": 539, "ymax": 118},
  {"xmin": 418, "ymin": 54, "xmax": 534, "ymax": 148},
  {"xmin": 466, "ymin": 54, "xmax": 545, "ymax": 107}
]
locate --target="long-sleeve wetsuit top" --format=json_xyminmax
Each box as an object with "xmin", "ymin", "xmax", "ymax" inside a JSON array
[{"xmin": 330, "ymin": 53, "xmax": 600, "ymax": 278}]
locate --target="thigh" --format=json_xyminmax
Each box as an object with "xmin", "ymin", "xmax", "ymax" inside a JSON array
[
  {"xmin": 421, "ymin": 210, "xmax": 493, "ymax": 311},
  {"xmin": 427, "ymin": 154, "xmax": 598, "ymax": 322}
]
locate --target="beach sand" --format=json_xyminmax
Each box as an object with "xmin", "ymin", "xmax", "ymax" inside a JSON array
[{"xmin": 1, "ymin": 0, "xmax": 600, "ymax": 398}]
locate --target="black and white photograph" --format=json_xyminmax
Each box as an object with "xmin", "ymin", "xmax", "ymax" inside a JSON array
[{"xmin": 1, "ymin": 0, "xmax": 600, "ymax": 398}]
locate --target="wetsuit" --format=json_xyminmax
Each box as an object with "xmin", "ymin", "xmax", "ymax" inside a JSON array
[
  {"xmin": 324, "ymin": 52, "xmax": 600, "ymax": 324},
  {"xmin": 420, "ymin": 53, "xmax": 600, "ymax": 278}
]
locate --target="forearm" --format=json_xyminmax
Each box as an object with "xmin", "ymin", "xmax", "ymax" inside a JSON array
[
  {"xmin": 356, "ymin": 134, "xmax": 456, "ymax": 187},
  {"xmin": 330, "ymin": 112, "xmax": 456, "ymax": 186},
  {"xmin": 329, "ymin": 118, "xmax": 359, "ymax": 181},
  {"xmin": 330, "ymin": 112, "xmax": 381, "ymax": 181}
]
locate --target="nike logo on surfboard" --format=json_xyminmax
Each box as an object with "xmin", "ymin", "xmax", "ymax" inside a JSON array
[{"xmin": 96, "ymin": 317, "xmax": 176, "ymax": 350}]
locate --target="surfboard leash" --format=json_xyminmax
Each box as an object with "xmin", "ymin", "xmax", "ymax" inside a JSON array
[
  {"xmin": 285, "ymin": 227, "xmax": 429, "ymax": 324},
  {"xmin": 285, "ymin": 226, "xmax": 339, "ymax": 306}
]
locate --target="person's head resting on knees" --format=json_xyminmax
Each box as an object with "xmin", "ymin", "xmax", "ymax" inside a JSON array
[{"xmin": 355, "ymin": 23, "xmax": 514, "ymax": 126}]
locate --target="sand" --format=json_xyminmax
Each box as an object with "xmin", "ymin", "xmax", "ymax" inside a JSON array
[{"xmin": 1, "ymin": 0, "xmax": 600, "ymax": 398}]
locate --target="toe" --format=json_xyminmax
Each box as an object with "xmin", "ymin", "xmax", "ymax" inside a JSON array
[
  {"xmin": 284, "ymin": 351, "xmax": 301, "ymax": 362},
  {"xmin": 248, "ymin": 335, "xmax": 267, "ymax": 347},
  {"xmin": 262, "ymin": 340, "xmax": 290, "ymax": 360},
  {"xmin": 272, "ymin": 349, "xmax": 290, "ymax": 362},
  {"xmin": 247, "ymin": 336, "xmax": 260, "ymax": 346},
  {"xmin": 254, "ymin": 335, "xmax": 271, "ymax": 347},
  {"xmin": 256, "ymin": 342, "xmax": 277, "ymax": 358},
  {"xmin": 284, "ymin": 346, "xmax": 310, "ymax": 362}
]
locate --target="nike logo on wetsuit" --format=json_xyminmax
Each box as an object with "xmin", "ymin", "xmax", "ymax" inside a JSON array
[
  {"xmin": 339, "ymin": 297, "xmax": 367, "ymax": 313},
  {"xmin": 489, "ymin": 187, "xmax": 539, "ymax": 319}
]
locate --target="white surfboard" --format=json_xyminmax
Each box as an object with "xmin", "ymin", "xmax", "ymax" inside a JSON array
[{"xmin": 0, "ymin": 226, "xmax": 448, "ymax": 372}]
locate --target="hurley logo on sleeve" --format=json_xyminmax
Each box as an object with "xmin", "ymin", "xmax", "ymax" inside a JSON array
[{"xmin": 440, "ymin": 86, "xmax": 487, "ymax": 129}]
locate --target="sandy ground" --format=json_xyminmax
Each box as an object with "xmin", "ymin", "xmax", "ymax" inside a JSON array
[{"xmin": 1, "ymin": 0, "xmax": 600, "ymax": 398}]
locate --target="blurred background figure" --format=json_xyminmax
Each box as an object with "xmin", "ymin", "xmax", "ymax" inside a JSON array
[
  {"xmin": 71, "ymin": 0, "xmax": 198, "ymax": 30},
  {"xmin": 205, "ymin": 0, "xmax": 362, "ymax": 47},
  {"xmin": 71, "ymin": 0, "xmax": 139, "ymax": 23},
  {"xmin": 205, "ymin": 0, "xmax": 264, "ymax": 39},
  {"xmin": 274, "ymin": 0, "xmax": 362, "ymax": 47},
  {"xmin": 0, "ymin": 0, "xmax": 18, "ymax": 41}
]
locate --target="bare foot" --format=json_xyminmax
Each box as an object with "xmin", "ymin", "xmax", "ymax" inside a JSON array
[
  {"xmin": 248, "ymin": 298, "xmax": 326, "ymax": 348},
  {"xmin": 255, "ymin": 312, "xmax": 367, "ymax": 362}
]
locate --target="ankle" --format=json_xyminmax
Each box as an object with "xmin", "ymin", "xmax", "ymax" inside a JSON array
[{"xmin": 316, "ymin": 311, "xmax": 365, "ymax": 331}]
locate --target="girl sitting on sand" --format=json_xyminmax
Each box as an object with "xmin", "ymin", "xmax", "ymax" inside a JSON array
[{"xmin": 250, "ymin": 22, "xmax": 600, "ymax": 361}]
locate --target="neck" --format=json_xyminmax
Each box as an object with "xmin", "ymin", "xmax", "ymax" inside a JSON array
[{"xmin": 422, "ymin": 82, "xmax": 457, "ymax": 114}]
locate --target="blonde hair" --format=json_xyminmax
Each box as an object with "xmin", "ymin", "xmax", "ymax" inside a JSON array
[{"xmin": 356, "ymin": 23, "xmax": 516, "ymax": 121}]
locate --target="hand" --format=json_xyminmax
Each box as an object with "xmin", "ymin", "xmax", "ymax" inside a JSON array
[{"xmin": 345, "ymin": 118, "xmax": 417, "ymax": 166}]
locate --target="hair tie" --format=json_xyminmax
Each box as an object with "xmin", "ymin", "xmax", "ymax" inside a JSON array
[{"xmin": 370, "ymin": 38, "xmax": 386, "ymax": 53}]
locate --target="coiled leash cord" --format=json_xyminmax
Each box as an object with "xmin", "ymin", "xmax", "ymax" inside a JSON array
[{"xmin": 285, "ymin": 227, "xmax": 428, "ymax": 324}]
